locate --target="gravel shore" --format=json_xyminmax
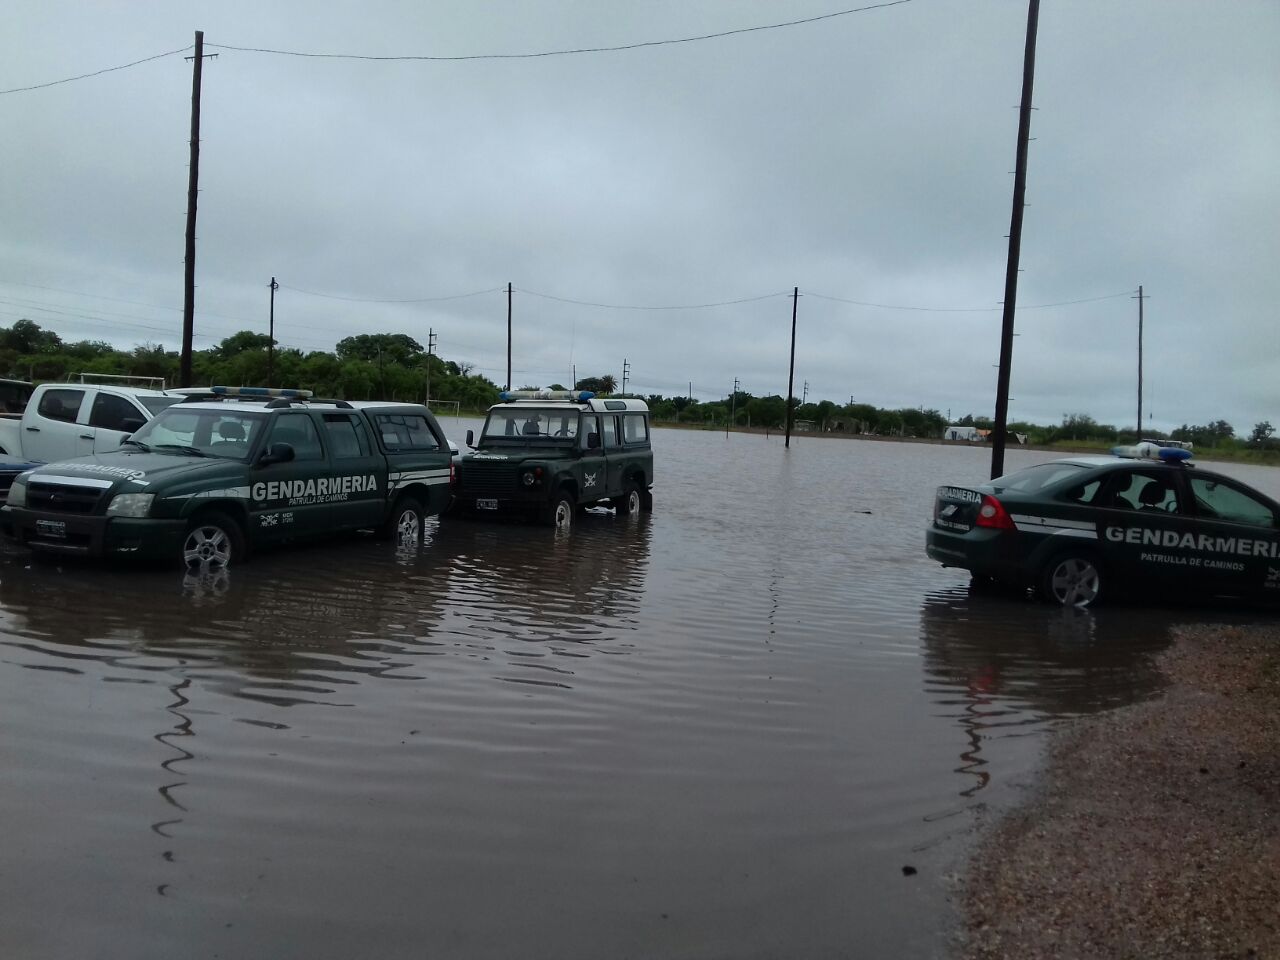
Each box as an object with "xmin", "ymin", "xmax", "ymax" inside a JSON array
[{"xmin": 957, "ymin": 622, "xmax": 1280, "ymax": 959}]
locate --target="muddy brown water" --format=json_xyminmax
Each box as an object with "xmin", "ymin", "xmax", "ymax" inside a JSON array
[{"xmin": 2, "ymin": 427, "xmax": 1277, "ymax": 958}]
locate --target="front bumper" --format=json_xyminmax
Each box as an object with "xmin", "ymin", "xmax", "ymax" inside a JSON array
[{"xmin": 2, "ymin": 505, "xmax": 187, "ymax": 559}]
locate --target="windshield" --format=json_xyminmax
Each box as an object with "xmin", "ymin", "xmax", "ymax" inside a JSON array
[
  {"xmin": 990, "ymin": 461, "xmax": 1088, "ymax": 495},
  {"xmin": 141, "ymin": 396, "xmax": 184, "ymax": 415},
  {"xmin": 482, "ymin": 407, "xmax": 581, "ymax": 442},
  {"xmin": 127, "ymin": 407, "xmax": 268, "ymax": 459}
]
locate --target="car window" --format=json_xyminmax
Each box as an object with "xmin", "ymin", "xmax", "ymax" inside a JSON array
[
  {"xmin": 374, "ymin": 413, "xmax": 441, "ymax": 451},
  {"xmin": 89, "ymin": 392, "xmax": 144, "ymax": 431},
  {"xmin": 139, "ymin": 396, "xmax": 183, "ymax": 416},
  {"xmin": 129, "ymin": 408, "xmax": 266, "ymax": 458},
  {"xmin": 991, "ymin": 462, "xmax": 1087, "ymax": 495},
  {"xmin": 622, "ymin": 413, "xmax": 649, "ymax": 444},
  {"xmin": 601, "ymin": 415, "xmax": 622, "ymax": 449},
  {"xmin": 1188, "ymin": 476, "xmax": 1277, "ymax": 527},
  {"xmin": 268, "ymin": 414, "xmax": 324, "ymax": 461},
  {"xmin": 580, "ymin": 415, "xmax": 599, "ymax": 447},
  {"xmin": 324, "ymin": 413, "xmax": 372, "ymax": 459},
  {"xmin": 37, "ymin": 388, "xmax": 85, "ymax": 423},
  {"xmin": 1061, "ymin": 479, "xmax": 1103, "ymax": 504},
  {"xmin": 1098, "ymin": 471, "xmax": 1181, "ymax": 513}
]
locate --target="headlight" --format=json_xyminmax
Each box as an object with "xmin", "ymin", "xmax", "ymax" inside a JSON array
[
  {"xmin": 6, "ymin": 477, "xmax": 28, "ymax": 508},
  {"xmin": 521, "ymin": 471, "xmax": 536, "ymax": 487},
  {"xmin": 106, "ymin": 493, "xmax": 155, "ymax": 518}
]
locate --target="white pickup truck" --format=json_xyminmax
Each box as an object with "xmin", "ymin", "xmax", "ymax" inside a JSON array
[{"xmin": 0, "ymin": 380, "xmax": 183, "ymax": 463}]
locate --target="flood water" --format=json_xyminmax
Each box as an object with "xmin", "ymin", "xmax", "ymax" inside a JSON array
[{"xmin": 2, "ymin": 427, "xmax": 1277, "ymax": 959}]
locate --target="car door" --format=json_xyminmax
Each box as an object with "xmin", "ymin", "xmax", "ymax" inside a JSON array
[
  {"xmin": 1184, "ymin": 472, "xmax": 1280, "ymax": 597},
  {"xmin": 24, "ymin": 387, "xmax": 90, "ymax": 461},
  {"xmin": 371, "ymin": 410, "xmax": 452, "ymax": 516},
  {"xmin": 250, "ymin": 413, "xmax": 334, "ymax": 542},
  {"xmin": 1094, "ymin": 468, "xmax": 1200, "ymax": 593},
  {"xmin": 321, "ymin": 412, "xmax": 386, "ymax": 529},
  {"xmin": 89, "ymin": 390, "xmax": 149, "ymax": 453},
  {"xmin": 599, "ymin": 413, "xmax": 624, "ymax": 496}
]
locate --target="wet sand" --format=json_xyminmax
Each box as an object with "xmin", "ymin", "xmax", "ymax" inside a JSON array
[{"xmin": 957, "ymin": 622, "xmax": 1280, "ymax": 959}]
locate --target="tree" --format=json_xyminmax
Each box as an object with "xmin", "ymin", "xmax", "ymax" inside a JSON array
[
  {"xmin": 598, "ymin": 374, "xmax": 617, "ymax": 395},
  {"xmin": 0, "ymin": 318, "xmax": 63, "ymax": 354},
  {"xmin": 1249, "ymin": 421, "xmax": 1274, "ymax": 445},
  {"xmin": 335, "ymin": 333, "xmax": 423, "ymax": 365}
]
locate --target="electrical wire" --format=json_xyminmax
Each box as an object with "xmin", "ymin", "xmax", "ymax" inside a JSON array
[
  {"xmin": 804, "ymin": 289, "xmax": 1135, "ymax": 312},
  {"xmin": 0, "ymin": 45, "xmax": 193, "ymax": 96},
  {"xmin": 277, "ymin": 283, "xmax": 504, "ymax": 304},
  {"xmin": 519, "ymin": 288, "xmax": 790, "ymax": 310},
  {"xmin": 206, "ymin": 3, "xmax": 911, "ymax": 62}
]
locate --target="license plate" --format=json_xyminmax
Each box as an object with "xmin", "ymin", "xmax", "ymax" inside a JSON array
[
  {"xmin": 36, "ymin": 519, "xmax": 66, "ymax": 539},
  {"xmin": 476, "ymin": 498, "xmax": 498, "ymax": 511}
]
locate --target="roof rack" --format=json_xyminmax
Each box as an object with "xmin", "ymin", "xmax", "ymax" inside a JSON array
[{"xmin": 75, "ymin": 372, "xmax": 166, "ymax": 389}]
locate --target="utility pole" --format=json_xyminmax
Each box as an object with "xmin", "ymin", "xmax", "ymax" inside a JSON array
[
  {"xmin": 267, "ymin": 276, "xmax": 277, "ymax": 386},
  {"xmin": 621, "ymin": 358, "xmax": 630, "ymax": 396},
  {"xmin": 426, "ymin": 328, "xmax": 437, "ymax": 403},
  {"xmin": 180, "ymin": 30, "xmax": 216, "ymax": 388},
  {"xmin": 1135, "ymin": 285, "xmax": 1144, "ymax": 437},
  {"xmin": 785, "ymin": 287, "xmax": 798, "ymax": 448},
  {"xmin": 802, "ymin": 380, "xmax": 809, "ymax": 405},
  {"xmin": 728, "ymin": 377, "xmax": 739, "ymax": 437},
  {"xmin": 506, "ymin": 282, "xmax": 512, "ymax": 391},
  {"xmin": 990, "ymin": 0, "xmax": 1040, "ymax": 479}
]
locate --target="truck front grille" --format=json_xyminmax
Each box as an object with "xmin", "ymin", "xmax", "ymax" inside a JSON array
[
  {"xmin": 460, "ymin": 462, "xmax": 520, "ymax": 497},
  {"xmin": 28, "ymin": 483, "xmax": 106, "ymax": 514}
]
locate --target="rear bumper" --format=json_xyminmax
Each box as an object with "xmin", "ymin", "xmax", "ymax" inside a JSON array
[
  {"xmin": 926, "ymin": 525, "xmax": 1027, "ymax": 583},
  {"xmin": 2, "ymin": 505, "xmax": 186, "ymax": 559}
]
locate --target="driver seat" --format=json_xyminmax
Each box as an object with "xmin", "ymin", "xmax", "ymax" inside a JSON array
[{"xmin": 1138, "ymin": 482, "xmax": 1170, "ymax": 511}]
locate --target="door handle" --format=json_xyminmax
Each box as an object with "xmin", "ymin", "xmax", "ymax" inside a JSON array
[
  {"xmin": 80, "ymin": 433, "xmax": 93, "ymax": 439},
  {"xmin": 25, "ymin": 426, "xmax": 39, "ymax": 431}
]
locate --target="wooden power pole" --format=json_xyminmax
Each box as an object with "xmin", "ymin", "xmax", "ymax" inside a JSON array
[
  {"xmin": 785, "ymin": 287, "xmax": 798, "ymax": 448},
  {"xmin": 506, "ymin": 282, "xmax": 513, "ymax": 391},
  {"xmin": 180, "ymin": 31, "xmax": 211, "ymax": 388},
  {"xmin": 990, "ymin": 0, "xmax": 1040, "ymax": 479},
  {"xmin": 1136, "ymin": 285, "xmax": 1144, "ymax": 437}
]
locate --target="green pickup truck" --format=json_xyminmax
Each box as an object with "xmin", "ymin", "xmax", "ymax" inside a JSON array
[
  {"xmin": 1, "ymin": 388, "xmax": 455, "ymax": 567},
  {"xmin": 455, "ymin": 390, "xmax": 654, "ymax": 528}
]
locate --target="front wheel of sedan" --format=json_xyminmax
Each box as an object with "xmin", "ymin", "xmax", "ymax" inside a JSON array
[{"xmin": 1039, "ymin": 552, "xmax": 1104, "ymax": 607}]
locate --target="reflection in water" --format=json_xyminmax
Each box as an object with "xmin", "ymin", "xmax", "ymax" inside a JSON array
[
  {"xmin": 919, "ymin": 587, "xmax": 1173, "ymax": 797},
  {"xmin": 152, "ymin": 676, "xmax": 192, "ymax": 897}
]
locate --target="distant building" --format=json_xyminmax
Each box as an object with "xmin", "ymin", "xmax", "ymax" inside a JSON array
[{"xmin": 944, "ymin": 425, "xmax": 981, "ymax": 441}]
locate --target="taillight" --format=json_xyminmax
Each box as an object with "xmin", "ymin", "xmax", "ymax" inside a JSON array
[{"xmin": 974, "ymin": 494, "xmax": 1015, "ymax": 530}]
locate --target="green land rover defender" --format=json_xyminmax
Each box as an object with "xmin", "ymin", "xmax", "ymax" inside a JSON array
[{"xmin": 455, "ymin": 390, "xmax": 654, "ymax": 528}]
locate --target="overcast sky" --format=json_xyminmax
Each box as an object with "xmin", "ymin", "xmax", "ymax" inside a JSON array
[{"xmin": 2, "ymin": 1, "xmax": 1276, "ymax": 432}]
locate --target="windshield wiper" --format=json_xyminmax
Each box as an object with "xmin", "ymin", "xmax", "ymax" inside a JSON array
[
  {"xmin": 154, "ymin": 444, "xmax": 210, "ymax": 458},
  {"xmin": 120, "ymin": 437, "xmax": 151, "ymax": 452}
]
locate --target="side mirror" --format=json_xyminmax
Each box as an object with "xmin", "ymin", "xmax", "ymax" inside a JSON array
[
  {"xmin": 465, "ymin": 429, "xmax": 475, "ymax": 447},
  {"xmin": 258, "ymin": 442, "xmax": 296, "ymax": 466},
  {"xmin": 586, "ymin": 432, "xmax": 600, "ymax": 450}
]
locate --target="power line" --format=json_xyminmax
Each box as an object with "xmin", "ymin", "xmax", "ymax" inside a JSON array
[
  {"xmin": 520, "ymin": 288, "xmax": 789, "ymax": 310},
  {"xmin": 277, "ymin": 283, "xmax": 503, "ymax": 304},
  {"xmin": 0, "ymin": 45, "xmax": 193, "ymax": 95},
  {"xmin": 206, "ymin": 2, "xmax": 911, "ymax": 62},
  {"xmin": 804, "ymin": 289, "xmax": 1134, "ymax": 312}
]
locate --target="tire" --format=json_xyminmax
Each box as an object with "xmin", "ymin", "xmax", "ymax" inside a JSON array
[
  {"xmin": 542, "ymin": 489, "xmax": 575, "ymax": 529},
  {"xmin": 1039, "ymin": 552, "xmax": 1104, "ymax": 607},
  {"xmin": 613, "ymin": 481, "xmax": 641, "ymax": 516},
  {"xmin": 181, "ymin": 511, "xmax": 245, "ymax": 570},
  {"xmin": 381, "ymin": 495, "xmax": 425, "ymax": 546}
]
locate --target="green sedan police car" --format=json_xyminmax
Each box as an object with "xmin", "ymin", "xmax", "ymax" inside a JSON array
[{"xmin": 925, "ymin": 445, "xmax": 1280, "ymax": 606}]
